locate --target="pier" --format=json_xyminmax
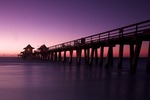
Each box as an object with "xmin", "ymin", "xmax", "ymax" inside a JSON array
[{"xmin": 21, "ymin": 20, "xmax": 150, "ymax": 71}]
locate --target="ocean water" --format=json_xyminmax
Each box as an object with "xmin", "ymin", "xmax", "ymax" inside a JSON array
[{"xmin": 0, "ymin": 57, "xmax": 150, "ymax": 100}]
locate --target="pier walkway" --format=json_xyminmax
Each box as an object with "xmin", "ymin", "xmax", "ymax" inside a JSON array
[{"xmin": 30, "ymin": 20, "xmax": 150, "ymax": 71}]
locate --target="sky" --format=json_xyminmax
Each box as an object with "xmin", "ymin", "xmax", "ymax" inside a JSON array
[{"xmin": 0, "ymin": 0, "xmax": 150, "ymax": 57}]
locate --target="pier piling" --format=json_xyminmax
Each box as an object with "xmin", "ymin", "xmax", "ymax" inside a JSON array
[
  {"xmin": 130, "ymin": 44, "xmax": 134, "ymax": 67},
  {"xmin": 118, "ymin": 44, "xmax": 124, "ymax": 69},
  {"xmin": 146, "ymin": 41, "xmax": 150, "ymax": 71},
  {"xmin": 76, "ymin": 49, "xmax": 82, "ymax": 65},
  {"xmin": 131, "ymin": 41, "xmax": 142, "ymax": 72},
  {"xmin": 63, "ymin": 51, "xmax": 66, "ymax": 62},
  {"xmin": 100, "ymin": 46, "xmax": 104, "ymax": 66},
  {"xmin": 59, "ymin": 51, "xmax": 61, "ymax": 61},
  {"xmin": 69, "ymin": 50, "xmax": 73, "ymax": 63},
  {"xmin": 105, "ymin": 45, "xmax": 113, "ymax": 68}
]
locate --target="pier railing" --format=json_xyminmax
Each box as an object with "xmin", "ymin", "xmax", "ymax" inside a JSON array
[{"xmin": 49, "ymin": 20, "xmax": 150, "ymax": 51}]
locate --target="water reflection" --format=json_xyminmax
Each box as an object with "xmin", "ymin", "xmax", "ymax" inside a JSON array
[{"xmin": 0, "ymin": 58, "xmax": 150, "ymax": 100}]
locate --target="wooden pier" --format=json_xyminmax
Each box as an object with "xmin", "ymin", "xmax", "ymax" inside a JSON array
[{"xmin": 21, "ymin": 20, "xmax": 150, "ymax": 71}]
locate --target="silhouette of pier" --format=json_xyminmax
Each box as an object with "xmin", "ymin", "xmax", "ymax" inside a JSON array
[{"xmin": 20, "ymin": 20, "xmax": 150, "ymax": 72}]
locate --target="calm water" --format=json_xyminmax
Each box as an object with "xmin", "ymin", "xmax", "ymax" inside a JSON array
[{"xmin": 0, "ymin": 57, "xmax": 150, "ymax": 100}]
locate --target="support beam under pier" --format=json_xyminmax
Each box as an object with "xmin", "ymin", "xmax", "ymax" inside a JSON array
[
  {"xmin": 62, "ymin": 51, "xmax": 66, "ymax": 62},
  {"xmin": 50, "ymin": 52, "xmax": 54, "ymax": 61},
  {"xmin": 84, "ymin": 49, "xmax": 87, "ymax": 64},
  {"xmin": 69, "ymin": 50, "xmax": 73, "ymax": 63},
  {"xmin": 130, "ymin": 41, "xmax": 142, "ymax": 72},
  {"xmin": 105, "ymin": 45, "xmax": 113, "ymax": 68},
  {"xmin": 54, "ymin": 52, "xmax": 57, "ymax": 61},
  {"xmin": 95, "ymin": 48, "xmax": 98, "ymax": 65},
  {"xmin": 87, "ymin": 48, "xmax": 90, "ymax": 64},
  {"xmin": 76, "ymin": 49, "xmax": 82, "ymax": 65},
  {"xmin": 89, "ymin": 47, "xmax": 98, "ymax": 65},
  {"xmin": 118, "ymin": 44, "xmax": 124, "ymax": 69},
  {"xmin": 100, "ymin": 46, "xmax": 104, "ymax": 66},
  {"xmin": 84, "ymin": 48, "xmax": 90, "ymax": 64},
  {"xmin": 89, "ymin": 48, "xmax": 94, "ymax": 65},
  {"xmin": 146, "ymin": 41, "xmax": 150, "ymax": 72},
  {"xmin": 130, "ymin": 44, "xmax": 134, "ymax": 67},
  {"xmin": 58, "ymin": 51, "xmax": 61, "ymax": 61}
]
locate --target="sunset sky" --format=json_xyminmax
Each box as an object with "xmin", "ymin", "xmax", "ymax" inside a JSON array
[{"xmin": 0, "ymin": 0, "xmax": 150, "ymax": 57}]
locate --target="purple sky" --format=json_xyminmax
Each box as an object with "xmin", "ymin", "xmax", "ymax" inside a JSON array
[{"xmin": 0, "ymin": 0, "xmax": 150, "ymax": 56}]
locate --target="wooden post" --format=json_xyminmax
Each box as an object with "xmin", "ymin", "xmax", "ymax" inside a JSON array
[
  {"xmin": 55, "ymin": 52, "xmax": 57, "ymax": 61},
  {"xmin": 69, "ymin": 50, "xmax": 73, "ymax": 63},
  {"xmin": 110, "ymin": 46, "xmax": 113, "ymax": 66},
  {"xmin": 47, "ymin": 53, "xmax": 50, "ymax": 60},
  {"xmin": 49, "ymin": 53, "xmax": 51, "ymax": 61},
  {"xmin": 95, "ymin": 48, "xmax": 98, "ymax": 65},
  {"xmin": 118, "ymin": 44, "xmax": 124, "ymax": 69},
  {"xmin": 100, "ymin": 46, "xmax": 104, "ymax": 66},
  {"xmin": 76, "ymin": 50, "xmax": 78, "ymax": 64},
  {"xmin": 146, "ymin": 41, "xmax": 150, "ymax": 72},
  {"xmin": 76, "ymin": 49, "xmax": 82, "ymax": 65},
  {"xmin": 87, "ymin": 48, "xmax": 90, "ymax": 64},
  {"xmin": 90, "ymin": 48, "xmax": 94, "ymax": 65},
  {"xmin": 131, "ymin": 41, "xmax": 142, "ymax": 72},
  {"xmin": 63, "ymin": 51, "xmax": 66, "ymax": 62},
  {"xmin": 130, "ymin": 44, "xmax": 134, "ymax": 67},
  {"xmin": 59, "ymin": 51, "xmax": 61, "ymax": 61},
  {"xmin": 46, "ymin": 52, "xmax": 48, "ymax": 60},
  {"xmin": 84, "ymin": 48, "xmax": 87, "ymax": 63},
  {"xmin": 105, "ymin": 45, "xmax": 113, "ymax": 68},
  {"xmin": 50, "ymin": 52, "xmax": 54, "ymax": 61}
]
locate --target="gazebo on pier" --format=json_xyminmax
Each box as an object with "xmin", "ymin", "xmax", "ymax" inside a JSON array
[
  {"xmin": 22, "ymin": 44, "xmax": 34, "ymax": 59},
  {"xmin": 37, "ymin": 44, "xmax": 49, "ymax": 60}
]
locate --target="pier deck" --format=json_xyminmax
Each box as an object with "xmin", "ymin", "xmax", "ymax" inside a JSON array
[{"xmin": 32, "ymin": 20, "xmax": 150, "ymax": 71}]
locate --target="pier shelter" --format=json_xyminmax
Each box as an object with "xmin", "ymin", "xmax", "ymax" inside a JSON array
[{"xmin": 22, "ymin": 44, "xmax": 34, "ymax": 59}]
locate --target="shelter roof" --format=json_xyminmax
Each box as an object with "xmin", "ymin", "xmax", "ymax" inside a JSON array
[
  {"xmin": 38, "ymin": 44, "xmax": 48, "ymax": 50},
  {"xmin": 24, "ymin": 44, "xmax": 34, "ymax": 49}
]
